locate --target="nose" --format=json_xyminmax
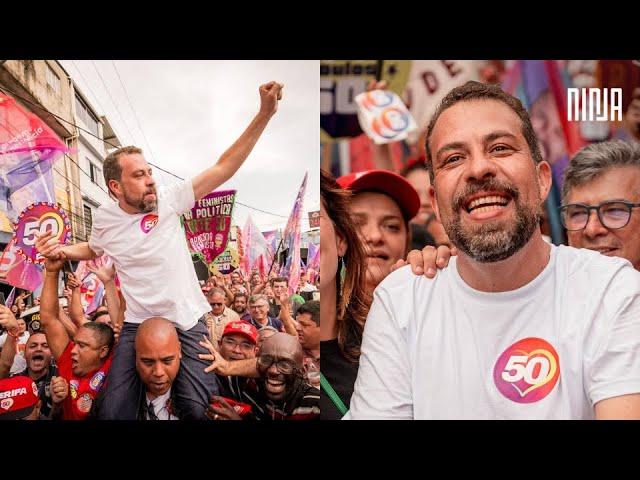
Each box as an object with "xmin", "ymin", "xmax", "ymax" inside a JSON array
[
  {"xmin": 267, "ymin": 363, "xmax": 280, "ymax": 375},
  {"xmin": 583, "ymin": 209, "xmax": 608, "ymax": 239},
  {"xmin": 362, "ymin": 222, "xmax": 383, "ymax": 245},
  {"xmin": 232, "ymin": 343, "xmax": 243, "ymax": 353},
  {"xmin": 465, "ymin": 149, "xmax": 498, "ymax": 183},
  {"xmin": 152, "ymin": 363, "xmax": 164, "ymax": 377}
]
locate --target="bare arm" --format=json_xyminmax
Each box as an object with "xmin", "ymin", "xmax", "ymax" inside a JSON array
[
  {"xmin": 103, "ymin": 280, "xmax": 120, "ymax": 327},
  {"xmin": 372, "ymin": 143, "xmax": 395, "ymax": 171},
  {"xmin": 40, "ymin": 259, "xmax": 71, "ymax": 361},
  {"xmin": 595, "ymin": 394, "xmax": 640, "ymax": 419},
  {"xmin": 198, "ymin": 336, "xmax": 259, "ymax": 378},
  {"xmin": 66, "ymin": 273, "xmax": 87, "ymax": 329},
  {"xmin": 86, "ymin": 259, "xmax": 120, "ymax": 328},
  {"xmin": 221, "ymin": 284, "xmax": 235, "ymax": 308},
  {"xmin": 0, "ymin": 333, "xmax": 17, "ymax": 379},
  {"xmin": 277, "ymin": 294, "xmax": 298, "ymax": 337},
  {"xmin": 56, "ymin": 307, "xmax": 78, "ymax": 340},
  {"xmin": 36, "ymin": 230, "xmax": 98, "ymax": 262},
  {"xmin": 367, "ymin": 81, "xmax": 395, "ymax": 172},
  {"xmin": 61, "ymin": 243, "xmax": 98, "ymax": 262},
  {"xmin": 0, "ymin": 306, "xmax": 20, "ymax": 378},
  {"xmin": 191, "ymin": 82, "xmax": 282, "ymax": 201}
]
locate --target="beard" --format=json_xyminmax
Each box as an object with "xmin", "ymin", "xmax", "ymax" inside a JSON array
[
  {"xmin": 122, "ymin": 185, "xmax": 157, "ymax": 213},
  {"xmin": 441, "ymin": 178, "xmax": 541, "ymax": 263}
]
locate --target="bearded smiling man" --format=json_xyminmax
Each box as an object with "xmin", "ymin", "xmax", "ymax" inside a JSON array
[{"xmin": 345, "ymin": 81, "xmax": 640, "ymax": 420}]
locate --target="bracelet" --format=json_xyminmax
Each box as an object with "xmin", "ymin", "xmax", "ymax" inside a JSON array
[{"xmin": 6, "ymin": 329, "xmax": 20, "ymax": 339}]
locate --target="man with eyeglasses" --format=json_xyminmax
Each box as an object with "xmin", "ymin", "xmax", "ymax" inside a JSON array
[
  {"xmin": 560, "ymin": 140, "xmax": 640, "ymax": 271},
  {"xmin": 213, "ymin": 321, "xmax": 259, "ymax": 409},
  {"xmin": 247, "ymin": 294, "xmax": 285, "ymax": 333},
  {"xmin": 246, "ymin": 332, "xmax": 319, "ymax": 420},
  {"xmin": 204, "ymin": 288, "xmax": 239, "ymax": 343}
]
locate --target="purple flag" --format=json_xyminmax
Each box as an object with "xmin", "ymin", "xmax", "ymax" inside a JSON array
[{"xmin": 282, "ymin": 172, "xmax": 308, "ymax": 295}]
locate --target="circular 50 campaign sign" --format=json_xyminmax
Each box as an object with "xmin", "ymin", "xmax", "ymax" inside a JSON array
[{"xmin": 13, "ymin": 202, "xmax": 71, "ymax": 264}]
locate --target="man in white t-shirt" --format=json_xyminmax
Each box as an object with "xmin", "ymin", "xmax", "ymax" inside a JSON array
[
  {"xmin": 345, "ymin": 81, "xmax": 640, "ymax": 420},
  {"xmin": 35, "ymin": 81, "xmax": 283, "ymax": 420}
]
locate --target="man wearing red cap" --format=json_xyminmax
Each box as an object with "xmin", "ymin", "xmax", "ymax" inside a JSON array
[
  {"xmin": 0, "ymin": 376, "xmax": 41, "ymax": 420},
  {"xmin": 215, "ymin": 321, "xmax": 258, "ymax": 402}
]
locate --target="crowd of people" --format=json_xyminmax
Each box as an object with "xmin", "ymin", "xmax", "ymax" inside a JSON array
[{"xmin": 0, "ymin": 80, "xmax": 321, "ymax": 421}]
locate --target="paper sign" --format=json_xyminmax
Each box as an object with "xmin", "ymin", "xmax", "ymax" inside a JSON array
[{"xmin": 355, "ymin": 90, "xmax": 417, "ymax": 144}]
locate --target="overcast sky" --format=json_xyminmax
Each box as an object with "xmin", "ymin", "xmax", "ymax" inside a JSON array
[{"xmin": 60, "ymin": 60, "xmax": 319, "ymax": 233}]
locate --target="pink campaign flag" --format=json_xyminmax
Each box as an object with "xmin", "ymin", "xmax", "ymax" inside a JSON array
[
  {"xmin": 0, "ymin": 91, "xmax": 69, "ymax": 292},
  {"xmin": 183, "ymin": 190, "xmax": 237, "ymax": 269},
  {"xmin": 75, "ymin": 256, "xmax": 112, "ymax": 314},
  {"xmin": 281, "ymin": 172, "xmax": 308, "ymax": 295},
  {"xmin": 0, "ymin": 238, "xmax": 42, "ymax": 292},
  {"xmin": 241, "ymin": 214, "xmax": 272, "ymax": 276},
  {"xmin": 5, "ymin": 287, "xmax": 16, "ymax": 308}
]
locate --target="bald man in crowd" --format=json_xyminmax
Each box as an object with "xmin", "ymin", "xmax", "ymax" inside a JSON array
[{"xmin": 134, "ymin": 317, "xmax": 183, "ymax": 420}]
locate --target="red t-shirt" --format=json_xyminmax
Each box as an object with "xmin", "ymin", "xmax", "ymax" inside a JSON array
[{"xmin": 57, "ymin": 342, "xmax": 113, "ymax": 420}]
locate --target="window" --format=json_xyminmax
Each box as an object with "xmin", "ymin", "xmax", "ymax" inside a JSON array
[
  {"xmin": 45, "ymin": 64, "xmax": 60, "ymax": 94},
  {"xmin": 83, "ymin": 205, "xmax": 93, "ymax": 239},
  {"xmin": 75, "ymin": 95, "xmax": 99, "ymax": 137},
  {"xmin": 88, "ymin": 160, "xmax": 97, "ymax": 183}
]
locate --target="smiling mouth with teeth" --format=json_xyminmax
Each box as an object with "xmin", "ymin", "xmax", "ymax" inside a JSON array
[{"xmin": 465, "ymin": 195, "xmax": 510, "ymax": 214}]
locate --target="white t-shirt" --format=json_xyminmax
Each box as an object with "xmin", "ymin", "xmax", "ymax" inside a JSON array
[
  {"xmin": 89, "ymin": 180, "xmax": 210, "ymax": 331},
  {"xmin": 345, "ymin": 245, "xmax": 640, "ymax": 419}
]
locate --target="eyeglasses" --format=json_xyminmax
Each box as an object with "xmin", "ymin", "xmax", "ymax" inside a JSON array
[
  {"xmin": 249, "ymin": 305, "xmax": 268, "ymax": 310},
  {"xmin": 559, "ymin": 201, "xmax": 640, "ymax": 231},
  {"xmin": 210, "ymin": 303, "xmax": 224, "ymax": 307},
  {"xmin": 257, "ymin": 354, "xmax": 300, "ymax": 375},
  {"xmin": 221, "ymin": 337, "xmax": 254, "ymax": 350}
]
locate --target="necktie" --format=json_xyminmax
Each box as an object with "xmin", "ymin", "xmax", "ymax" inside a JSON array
[{"xmin": 148, "ymin": 401, "xmax": 159, "ymax": 421}]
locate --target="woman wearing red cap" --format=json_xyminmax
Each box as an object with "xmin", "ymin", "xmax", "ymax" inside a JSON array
[{"xmin": 336, "ymin": 169, "xmax": 420, "ymax": 295}]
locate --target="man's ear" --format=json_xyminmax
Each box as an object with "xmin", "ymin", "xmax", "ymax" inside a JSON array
[
  {"xmin": 429, "ymin": 185, "xmax": 442, "ymax": 223},
  {"xmin": 108, "ymin": 179, "xmax": 121, "ymax": 198},
  {"xmin": 99, "ymin": 345, "xmax": 109, "ymax": 361},
  {"xmin": 536, "ymin": 161, "xmax": 552, "ymax": 204}
]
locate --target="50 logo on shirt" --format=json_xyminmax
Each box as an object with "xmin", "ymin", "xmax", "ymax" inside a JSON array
[
  {"xmin": 493, "ymin": 338, "xmax": 560, "ymax": 404},
  {"xmin": 140, "ymin": 214, "xmax": 159, "ymax": 234}
]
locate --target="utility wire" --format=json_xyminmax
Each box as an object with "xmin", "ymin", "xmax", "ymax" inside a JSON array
[
  {"xmin": 110, "ymin": 60, "xmax": 160, "ymax": 167},
  {"xmin": 89, "ymin": 60, "xmax": 138, "ymax": 146},
  {"xmin": 0, "ymin": 83, "xmax": 294, "ymax": 220}
]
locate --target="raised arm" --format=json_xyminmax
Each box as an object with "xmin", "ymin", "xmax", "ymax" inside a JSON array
[
  {"xmin": 86, "ymin": 258, "xmax": 120, "ymax": 328},
  {"xmin": 277, "ymin": 293, "xmax": 298, "ymax": 337},
  {"xmin": 39, "ymin": 257, "xmax": 71, "ymax": 361},
  {"xmin": 0, "ymin": 307, "xmax": 20, "ymax": 379},
  {"xmin": 65, "ymin": 273, "xmax": 87, "ymax": 329},
  {"xmin": 191, "ymin": 82, "xmax": 283, "ymax": 201},
  {"xmin": 0, "ymin": 332, "xmax": 17, "ymax": 379}
]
